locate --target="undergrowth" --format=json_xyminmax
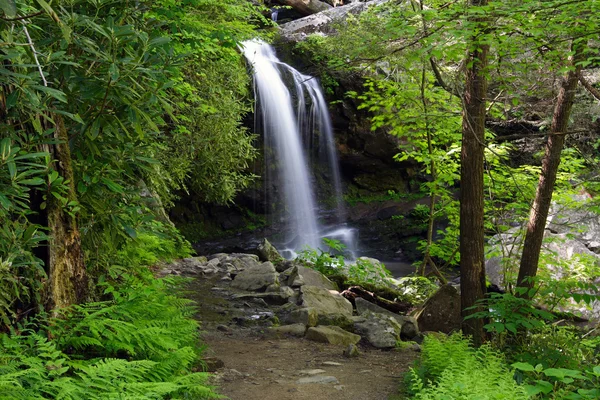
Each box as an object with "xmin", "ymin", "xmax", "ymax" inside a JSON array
[
  {"xmin": 407, "ymin": 333, "xmax": 529, "ymax": 399},
  {"xmin": 0, "ymin": 233, "xmax": 217, "ymax": 399}
]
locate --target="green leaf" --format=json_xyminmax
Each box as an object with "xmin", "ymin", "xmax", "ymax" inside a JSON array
[
  {"xmin": 32, "ymin": 85, "xmax": 68, "ymax": 103},
  {"xmin": 100, "ymin": 178, "xmax": 124, "ymax": 194},
  {"xmin": 0, "ymin": 0, "xmax": 17, "ymax": 18},
  {"xmin": 512, "ymin": 362, "xmax": 535, "ymax": 372},
  {"xmin": 7, "ymin": 161, "xmax": 16, "ymax": 179},
  {"xmin": 109, "ymin": 63, "xmax": 120, "ymax": 81}
]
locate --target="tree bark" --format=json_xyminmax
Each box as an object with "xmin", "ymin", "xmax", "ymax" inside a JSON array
[
  {"xmin": 274, "ymin": 0, "xmax": 332, "ymax": 16},
  {"xmin": 460, "ymin": 0, "xmax": 489, "ymax": 347},
  {"xmin": 46, "ymin": 114, "xmax": 88, "ymax": 311},
  {"xmin": 517, "ymin": 45, "xmax": 583, "ymax": 298}
]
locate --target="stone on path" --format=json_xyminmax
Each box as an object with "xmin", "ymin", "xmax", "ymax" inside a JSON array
[
  {"xmin": 296, "ymin": 376, "xmax": 340, "ymax": 384},
  {"xmin": 305, "ymin": 326, "xmax": 361, "ymax": 346},
  {"xmin": 230, "ymin": 262, "xmax": 279, "ymax": 292},
  {"xmin": 299, "ymin": 369, "xmax": 326, "ymax": 375},
  {"xmin": 343, "ymin": 344, "xmax": 360, "ymax": 358}
]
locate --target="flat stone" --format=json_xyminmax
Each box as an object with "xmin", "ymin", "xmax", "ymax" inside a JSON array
[
  {"xmin": 300, "ymin": 286, "xmax": 353, "ymax": 317},
  {"xmin": 296, "ymin": 376, "xmax": 340, "ymax": 384},
  {"xmin": 233, "ymin": 292, "xmax": 289, "ymax": 305},
  {"xmin": 231, "ymin": 262, "xmax": 279, "ymax": 292},
  {"xmin": 299, "ymin": 369, "xmax": 326, "ymax": 375},
  {"xmin": 322, "ymin": 361, "xmax": 343, "ymax": 366},
  {"xmin": 305, "ymin": 326, "xmax": 361, "ymax": 346},
  {"xmin": 295, "ymin": 266, "xmax": 338, "ymax": 290},
  {"xmin": 269, "ymin": 324, "xmax": 307, "ymax": 337}
]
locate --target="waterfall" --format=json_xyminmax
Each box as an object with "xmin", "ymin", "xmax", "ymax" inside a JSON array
[{"xmin": 242, "ymin": 39, "xmax": 355, "ymax": 254}]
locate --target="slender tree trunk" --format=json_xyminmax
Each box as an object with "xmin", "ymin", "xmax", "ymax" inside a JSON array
[
  {"xmin": 46, "ymin": 114, "xmax": 88, "ymax": 311},
  {"xmin": 460, "ymin": 0, "xmax": 489, "ymax": 347},
  {"xmin": 517, "ymin": 45, "xmax": 583, "ymax": 297}
]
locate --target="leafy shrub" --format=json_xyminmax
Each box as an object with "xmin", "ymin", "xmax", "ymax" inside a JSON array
[
  {"xmin": 513, "ymin": 362, "xmax": 600, "ymax": 399},
  {"xmin": 407, "ymin": 333, "xmax": 529, "ymax": 399}
]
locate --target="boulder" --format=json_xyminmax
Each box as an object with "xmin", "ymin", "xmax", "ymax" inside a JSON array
[
  {"xmin": 413, "ymin": 284, "xmax": 462, "ymax": 334},
  {"xmin": 305, "ymin": 326, "xmax": 361, "ymax": 346},
  {"xmin": 297, "ymin": 265, "xmax": 338, "ymax": 290},
  {"xmin": 318, "ymin": 313, "xmax": 355, "ymax": 331},
  {"xmin": 354, "ymin": 297, "xmax": 419, "ymax": 339},
  {"xmin": 353, "ymin": 313, "xmax": 402, "ymax": 348},
  {"xmin": 287, "ymin": 307, "xmax": 319, "ymax": 327},
  {"xmin": 299, "ymin": 286, "xmax": 353, "ymax": 317},
  {"xmin": 257, "ymin": 238, "xmax": 285, "ymax": 264},
  {"xmin": 230, "ymin": 262, "xmax": 279, "ymax": 292}
]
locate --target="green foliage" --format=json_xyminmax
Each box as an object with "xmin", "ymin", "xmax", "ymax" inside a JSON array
[
  {"xmin": 407, "ymin": 333, "xmax": 528, "ymax": 399},
  {"xmin": 466, "ymin": 292, "xmax": 555, "ymax": 336},
  {"xmin": 513, "ymin": 362, "xmax": 600, "ymax": 399},
  {"xmin": 0, "ymin": 273, "xmax": 218, "ymax": 399}
]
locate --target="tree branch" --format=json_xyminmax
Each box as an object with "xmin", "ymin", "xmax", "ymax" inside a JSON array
[
  {"xmin": 0, "ymin": 11, "xmax": 43, "ymax": 21},
  {"xmin": 579, "ymin": 72, "xmax": 600, "ymax": 101}
]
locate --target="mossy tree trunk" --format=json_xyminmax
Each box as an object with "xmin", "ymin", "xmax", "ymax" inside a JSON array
[{"xmin": 46, "ymin": 114, "xmax": 88, "ymax": 311}]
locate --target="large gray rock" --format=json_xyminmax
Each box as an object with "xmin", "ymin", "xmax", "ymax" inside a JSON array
[
  {"xmin": 305, "ymin": 326, "xmax": 361, "ymax": 346},
  {"xmin": 257, "ymin": 239, "xmax": 284, "ymax": 264},
  {"xmin": 287, "ymin": 307, "xmax": 319, "ymax": 327},
  {"xmin": 299, "ymin": 286, "xmax": 353, "ymax": 317},
  {"xmin": 296, "ymin": 266, "xmax": 338, "ymax": 290},
  {"xmin": 230, "ymin": 262, "xmax": 279, "ymax": 291},
  {"xmin": 414, "ymin": 284, "xmax": 462, "ymax": 334},
  {"xmin": 353, "ymin": 313, "xmax": 402, "ymax": 348},
  {"xmin": 354, "ymin": 298, "xmax": 419, "ymax": 339}
]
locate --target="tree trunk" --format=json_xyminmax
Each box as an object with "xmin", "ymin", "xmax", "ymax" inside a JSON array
[
  {"xmin": 460, "ymin": 0, "xmax": 489, "ymax": 347},
  {"xmin": 517, "ymin": 45, "xmax": 583, "ymax": 298},
  {"xmin": 46, "ymin": 114, "xmax": 88, "ymax": 311},
  {"xmin": 274, "ymin": 0, "xmax": 332, "ymax": 16}
]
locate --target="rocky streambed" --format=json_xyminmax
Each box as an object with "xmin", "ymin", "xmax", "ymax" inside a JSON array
[{"xmin": 158, "ymin": 243, "xmax": 448, "ymax": 399}]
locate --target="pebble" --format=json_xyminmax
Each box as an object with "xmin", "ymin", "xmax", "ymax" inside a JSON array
[
  {"xmin": 334, "ymin": 385, "xmax": 345, "ymax": 391},
  {"xmin": 216, "ymin": 324, "xmax": 230, "ymax": 332}
]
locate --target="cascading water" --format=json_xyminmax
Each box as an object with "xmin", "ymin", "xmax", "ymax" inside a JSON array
[{"xmin": 242, "ymin": 39, "xmax": 356, "ymax": 255}]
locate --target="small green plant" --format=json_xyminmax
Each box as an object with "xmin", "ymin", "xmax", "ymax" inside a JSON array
[{"xmin": 407, "ymin": 333, "xmax": 529, "ymax": 399}]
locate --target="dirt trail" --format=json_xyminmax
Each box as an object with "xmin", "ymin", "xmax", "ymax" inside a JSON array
[
  {"xmin": 203, "ymin": 330, "xmax": 416, "ymax": 400},
  {"xmin": 184, "ymin": 276, "xmax": 419, "ymax": 400}
]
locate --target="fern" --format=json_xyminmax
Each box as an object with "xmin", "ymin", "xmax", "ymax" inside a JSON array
[
  {"xmin": 408, "ymin": 334, "xmax": 528, "ymax": 399},
  {"xmin": 0, "ymin": 272, "xmax": 219, "ymax": 399}
]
